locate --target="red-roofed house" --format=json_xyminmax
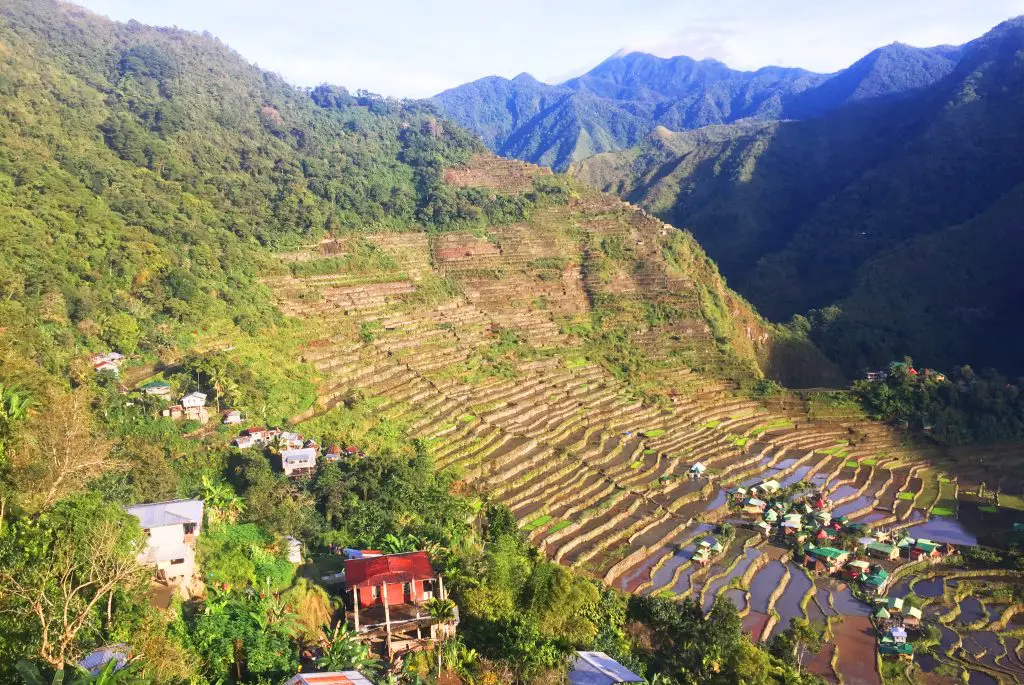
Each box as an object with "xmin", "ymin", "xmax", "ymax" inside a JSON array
[
  {"xmin": 346, "ymin": 551, "xmax": 436, "ymax": 609},
  {"xmin": 344, "ymin": 551, "xmax": 457, "ymax": 657}
]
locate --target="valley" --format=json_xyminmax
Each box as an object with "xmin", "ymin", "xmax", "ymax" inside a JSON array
[{"xmin": 267, "ymin": 154, "xmax": 1024, "ymax": 683}]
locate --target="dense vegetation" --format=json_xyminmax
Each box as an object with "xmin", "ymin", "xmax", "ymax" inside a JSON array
[
  {"xmin": 433, "ymin": 45, "xmax": 959, "ymax": 171},
  {"xmin": 854, "ymin": 361, "xmax": 1024, "ymax": 445},
  {"xmin": 573, "ymin": 17, "xmax": 1024, "ymax": 377},
  {"xmin": 0, "ymin": 2, "xmax": 831, "ymax": 684}
]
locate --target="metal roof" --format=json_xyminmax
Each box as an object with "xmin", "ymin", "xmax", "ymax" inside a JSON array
[
  {"xmin": 284, "ymin": 672, "xmax": 375, "ymax": 685},
  {"xmin": 344, "ymin": 551, "xmax": 433, "ymax": 589},
  {"xmin": 282, "ymin": 447, "xmax": 317, "ymax": 464},
  {"xmin": 125, "ymin": 499, "xmax": 203, "ymax": 529},
  {"xmin": 569, "ymin": 651, "xmax": 644, "ymax": 685},
  {"xmin": 78, "ymin": 645, "xmax": 130, "ymax": 675}
]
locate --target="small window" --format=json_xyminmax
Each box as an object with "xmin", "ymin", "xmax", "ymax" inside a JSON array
[{"xmin": 170, "ymin": 558, "xmax": 185, "ymax": 565}]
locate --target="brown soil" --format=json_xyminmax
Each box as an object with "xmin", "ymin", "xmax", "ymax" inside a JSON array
[{"xmin": 833, "ymin": 615, "xmax": 881, "ymax": 685}]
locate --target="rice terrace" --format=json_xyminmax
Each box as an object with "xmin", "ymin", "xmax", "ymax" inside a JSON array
[{"xmin": 269, "ymin": 155, "xmax": 1024, "ymax": 685}]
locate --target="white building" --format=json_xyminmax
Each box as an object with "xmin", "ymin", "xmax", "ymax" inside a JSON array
[
  {"xmin": 223, "ymin": 409, "xmax": 243, "ymax": 425},
  {"xmin": 125, "ymin": 499, "xmax": 204, "ymax": 583},
  {"xmin": 281, "ymin": 447, "xmax": 317, "ymax": 477},
  {"xmin": 181, "ymin": 392, "xmax": 207, "ymax": 408}
]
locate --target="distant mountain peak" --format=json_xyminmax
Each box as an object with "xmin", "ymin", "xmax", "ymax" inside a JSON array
[{"xmin": 511, "ymin": 72, "xmax": 541, "ymax": 85}]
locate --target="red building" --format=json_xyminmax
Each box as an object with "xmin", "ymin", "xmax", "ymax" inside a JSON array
[
  {"xmin": 343, "ymin": 551, "xmax": 455, "ymax": 657},
  {"xmin": 345, "ymin": 551, "xmax": 437, "ymax": 610}
]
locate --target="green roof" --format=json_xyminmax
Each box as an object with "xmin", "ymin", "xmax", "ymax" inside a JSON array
[
  {"xmin": 866, "ymin": 542, "xmax": 896, "ymax": 554},
  {"xmin": 879, "ymin": 643, "xmax": 913, "ymax": 655},
  {"xmin": 906, "ymin": 607, "xmax": 922, "ymax": 619},
  {"xmin": 915, "ymin": 541, "xmax": 939, "ymax": 552},
  {"xmin": 874, "ymin": 607, "xmax": 890, "ymax": 619},
  {"xmin": 811, "ymin": 547, "xmax": 848, "ymax": 560}
]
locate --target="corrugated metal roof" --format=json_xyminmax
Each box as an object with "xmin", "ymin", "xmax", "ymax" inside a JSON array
[
  {"xmin": 282, "ymin": 447, "xmax": 317, "ymax": 464},
  {"xmin": 284, "ymin": 671, "xmax": 375, "ymax": 685},
  {"xmin": 344, "ymin": 551, "xmax": 433, "ymax": 588},
  {"xmin": 125, "ymin": 499, "xmax": 203, "ymax": 529},
  {"xmin": 78, "ymin": 645, "xmax": 130, "ymax": 675},
  {"xmin": 569, "ymin": 651, "xmax": 644, "ymax": 685}
]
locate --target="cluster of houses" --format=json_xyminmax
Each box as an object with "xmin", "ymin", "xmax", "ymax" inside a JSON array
[
  {"xmin": 731, "ymin": 480, "xmax": 955, "ymax": 597},
  {"xmin": 865, "ymin": 361, "xmax": 947, "ymax": 383},
  {"xmin": 159, "ymin": 391, "xmax": 211, "ymax": 424},
  {"xmin": 692, "ymin": 536, "xmax": 725, "ymax": 566},
  {"xmin": 232, "ymin": 426, "xmax": 362, "ymax": 477},
  {"xmin": 872, "ymin": 595, "xmax": 924, "ymax": 661}
]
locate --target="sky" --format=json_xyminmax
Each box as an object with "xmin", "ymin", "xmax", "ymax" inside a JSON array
[{"xmin": 74, "ymin": 0, "xmax": 1024, "ymax": 98}]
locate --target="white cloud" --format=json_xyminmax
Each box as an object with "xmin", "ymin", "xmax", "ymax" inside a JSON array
[{"xmin": 74, "ymin": 0, "xmax": 1024, "ymax": 96}]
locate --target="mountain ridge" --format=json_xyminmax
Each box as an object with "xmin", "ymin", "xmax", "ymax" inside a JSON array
[
  {"xmin": 433, "ymin": 40, "xmax": 965, "ymax": 170},
  {"xmin": 571, "ymin": 16, "xmax": 1024, "ymax": 376}
]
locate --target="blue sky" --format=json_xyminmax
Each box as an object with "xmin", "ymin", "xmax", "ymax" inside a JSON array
[{"xmin": 75, "ymin": 0, "xmax": 1024, "ymax": 97}]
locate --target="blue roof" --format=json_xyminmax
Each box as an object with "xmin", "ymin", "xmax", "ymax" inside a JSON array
[{"xmin": 569, "ymin": 652, "xmax": 643, "ymax": 685}]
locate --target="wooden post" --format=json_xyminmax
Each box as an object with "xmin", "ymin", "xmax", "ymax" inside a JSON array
[
  {"xmin": 381, "ymin": 583, "xmax": 392, "ymax": 656},
  {"xmin": 437, "ymin": 574, "xmax": 446, "ymax": 600},
  {"xmin": 353, "ymin": 587, "xmax": 360, "ymax": 632}
]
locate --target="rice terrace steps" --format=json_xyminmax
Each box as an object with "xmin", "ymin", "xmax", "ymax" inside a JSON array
[{"xmin": 268, "ymin": 153, "xmax": 945, "ymax": 594}]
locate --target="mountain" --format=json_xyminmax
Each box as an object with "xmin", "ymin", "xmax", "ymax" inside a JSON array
[
  {"xmin": 572, "ymin": 17, "xmax": 1024, "ymax": 376},
  {"xmin": 433, "ymin": 44, "xmax": 960, "ymax": 170}
]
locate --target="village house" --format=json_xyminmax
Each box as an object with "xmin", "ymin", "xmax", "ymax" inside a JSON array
[
  {"xmin": 280, "ymin": 431, "xmax": 305, "ymax": 450},
  {"xmin": 879, "ymin": 642, "xmax": 913, "ymax": 661},
  {"xmin": 910, "ymin": 539, "xmax": 942, "ymax": 560},
  {"xmin": 281, "ymin": 447, "xmax": 318, "ymax": 478},
  {"xmin": 91, "ymin": 352, "xmax": 126, "ymax": 374},
  {"xmin": 569, "ymin": 651, "xmax": 644, "ymax": 685},
  {"xmin": 124, "ymin": 498, "xmax": 204, "ymax": 588},
  {"xmin": 179, "ymin": 392, "xmax": 209, "ymax": 424},
  {"xmin": 141, "ymin": 381, "xmax": 172, "ymax": 399},
  {"xmin": 860, "ymin": 567, "xmax": 890, "ymax": 595},
  {"xmin": 742, "ymin": 497, "xmax": 767, "ymax": 515},
  {"xmin": 754, "ymin": 479, "xmax": 781, "ymax": 497},
  {"xmin": 688, "ymin": 462, "xmax": 706, "ymax": 479},
  {"xmin": 344, "ymin": 551, "xmax": 456, "ymax": 656},
  {"xmin": 804, "ymin": 546, "xmax": 850, "ymax": 574},
  {"xmin": 223, "ymin": 409, "xmax": 243, "ymax": 425},
  {"xmin": 865, "ymin": 541, "xmax": 899, "ymax": 561},
  {"xmin": 233, "ymin": 426, "xmax": 279, "ymax": 449},
  {"xmin": 324, "ymin": 444, "xmax": 343, "ymax": 462},
  {"xmin": 842, "ymin": 559, "xmax": 872, "ymax": 581},
  {"xmin": 903, "ymin": 606, "xmax": 923, "ymax": 629}
]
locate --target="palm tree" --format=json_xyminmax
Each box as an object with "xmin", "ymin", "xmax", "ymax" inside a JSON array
[
  {"xmin": 423, "ymin": 598, "xmax": 457, "ymax": 678},
  {"xmin": 198, "ymin": 476, "xmax": 245, "ymax": 524},
  {"xmin": 320, "ymin": 622, "xmax": 380, "ymax": 676}
]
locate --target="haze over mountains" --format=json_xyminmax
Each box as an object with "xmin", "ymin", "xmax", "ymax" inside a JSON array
[{"xmin": 432, "ymin": 41, "xmax": 963, "ymax": 171}]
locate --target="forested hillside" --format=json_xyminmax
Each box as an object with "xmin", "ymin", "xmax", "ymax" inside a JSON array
[
  {"xmin": 433, "ymin": 44, "xmax": 959, "ymax": 170},
  {"xmin": 0, "ymin": 2, "xmax": 843, "ymax": 683},
  {"xmin": 573, "ymin": 17, "xmax": 1024, "ymax": 377}
]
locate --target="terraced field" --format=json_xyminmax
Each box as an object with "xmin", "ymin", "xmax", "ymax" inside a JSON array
[
  {"xmin": 264, "ymin": 153, "xmax": 1024, "ymax": 683},
  {"xmin": 265, "ymin": 155, "xmax": 946, "ymax": 593}
]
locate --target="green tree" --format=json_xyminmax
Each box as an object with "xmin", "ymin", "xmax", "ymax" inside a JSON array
[
  {"xmin": 424, "ymin": 598, "xmax": 457, "ymax": 677},
  {"xmin": 320, "ymin": 622, "xmax": 380, "ymax": 676},
  {"xmin": 0, "ymin": 495, "xmax": 148, "ymax": 669}
]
